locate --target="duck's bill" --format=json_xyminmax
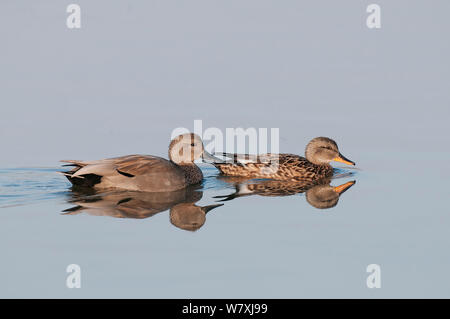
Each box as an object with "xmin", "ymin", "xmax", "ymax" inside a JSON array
[
  {"xmin": 201, "ymin": 203, "xmax": 224, "ymax": 214},
  {"xmin": 202, "ymin": 151, "xmax": 226, "ymax": 163},
  {"xmin": 333, "ymin": 153, "xmax": 355, "ymax": 166},
  {"xmin": 333, "ymin": 180, "xmax": 356, "ymax": 195}
]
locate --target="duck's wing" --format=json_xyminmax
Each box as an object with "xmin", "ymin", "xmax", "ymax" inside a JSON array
[
  {"xmin": 211, "ymin": 153, "xmax": 289, "ymax": 176},
  {"xmin": 213, "ymin": 153, "xmax": 302, "ymax": 169},
  {"xmin": 113, "ymin": 155, "xmax": 173, "ymax": 177},
  {"xmin": 62, "ymin": 155, "xmax": 168, "ymax": 177},
  {"xmin": 61, "ymin": 155, "xmax": 186, "ymax": 191},
  {"xmin": 215, "ymin": 152, "xmax": 280, "ymax": 164}
]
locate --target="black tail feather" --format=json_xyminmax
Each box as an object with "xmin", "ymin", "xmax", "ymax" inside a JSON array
[{"xmin": 64, "ymin": 173, "xmax": 102, "ymax": 187}]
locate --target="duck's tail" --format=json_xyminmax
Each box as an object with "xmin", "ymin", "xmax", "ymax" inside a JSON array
[{"xmin": 59, "ymin": 160, "xmax": 102, "ymax": 187}]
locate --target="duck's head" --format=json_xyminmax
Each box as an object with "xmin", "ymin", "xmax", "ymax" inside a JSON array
[
  {"xmin": 305, "ymin": 137, "xmax": 355, "ymax": 166},
  {"xmin": 170, "ymin": 203, "xmax": 223, "ymax": 231},
  {"xmin": 169, "ymin": 133, "xmax": 222, "ymax": 165},
  {"xmin": 306, "ymin": 180, "xmax": 356, "ymax": 209}
]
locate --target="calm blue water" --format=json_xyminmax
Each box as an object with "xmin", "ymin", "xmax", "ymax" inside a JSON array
[
  {"xmin": 1, "ymin": 0, "xmax": 450, "ymax": 298},
  {"xmin": 1, "ymin": 154, "xmax": 449, "ymax": 298}
]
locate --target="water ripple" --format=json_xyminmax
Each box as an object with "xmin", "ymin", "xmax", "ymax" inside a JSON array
[
  {"xmin": 0, "ymin": 168, "xmax": 70, "ymax": 208},
  {"xmin": 0, "ymin": 166, "xmax": 356, "ymax": 209}
]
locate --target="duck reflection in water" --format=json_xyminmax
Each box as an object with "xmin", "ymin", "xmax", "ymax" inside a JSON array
[
  {"xmin": 63, "ymin": 186, "xmax": 223, "ymax": 231},
  {"xmin": 62, "ymin": 176, "xmax": 355, "ymax": 230},
  {"xmin": 214, "ymin": 176, "xmax": 356, "ymax": 209}
]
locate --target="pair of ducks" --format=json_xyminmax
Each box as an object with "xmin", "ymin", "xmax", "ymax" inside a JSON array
[{"xmin": 62, "ymin": 133, "xmax": 356, "ymax": 192}]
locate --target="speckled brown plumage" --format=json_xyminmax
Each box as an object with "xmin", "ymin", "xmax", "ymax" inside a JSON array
[
  {"xmin": 214, "ymin": 153, "xmax": 333, "ymax": 182},
  {"xmin": 211, "ymin": 136, "xmax": 355, "ymax": 181}
]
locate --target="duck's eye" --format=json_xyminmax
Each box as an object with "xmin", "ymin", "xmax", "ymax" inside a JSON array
[{"xmin": 191, "ymin": 143, "xmax": 195, "ymax": 147}]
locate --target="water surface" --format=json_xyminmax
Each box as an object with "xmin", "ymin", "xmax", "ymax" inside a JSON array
[
  {"xmin": 1, "ymin": 154, "xmax": 449, "ymax": 298},
  {"xmin": 1, "ymin": 0, "xmax": 449, "ymax": 298}
]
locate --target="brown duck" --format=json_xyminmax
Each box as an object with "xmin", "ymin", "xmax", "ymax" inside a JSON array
[
  {"xmin": 208, "ymin": 137, "xmax": 355, "ymax": 181},
  {"xmin": 61, "ymin": 133, "xmax": 222, "ymax": 192}
]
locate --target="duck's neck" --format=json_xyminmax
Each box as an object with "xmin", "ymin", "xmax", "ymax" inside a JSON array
[{"xmin": 177, "ymin": 163, "xmax": 203, "ymax": 185}]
